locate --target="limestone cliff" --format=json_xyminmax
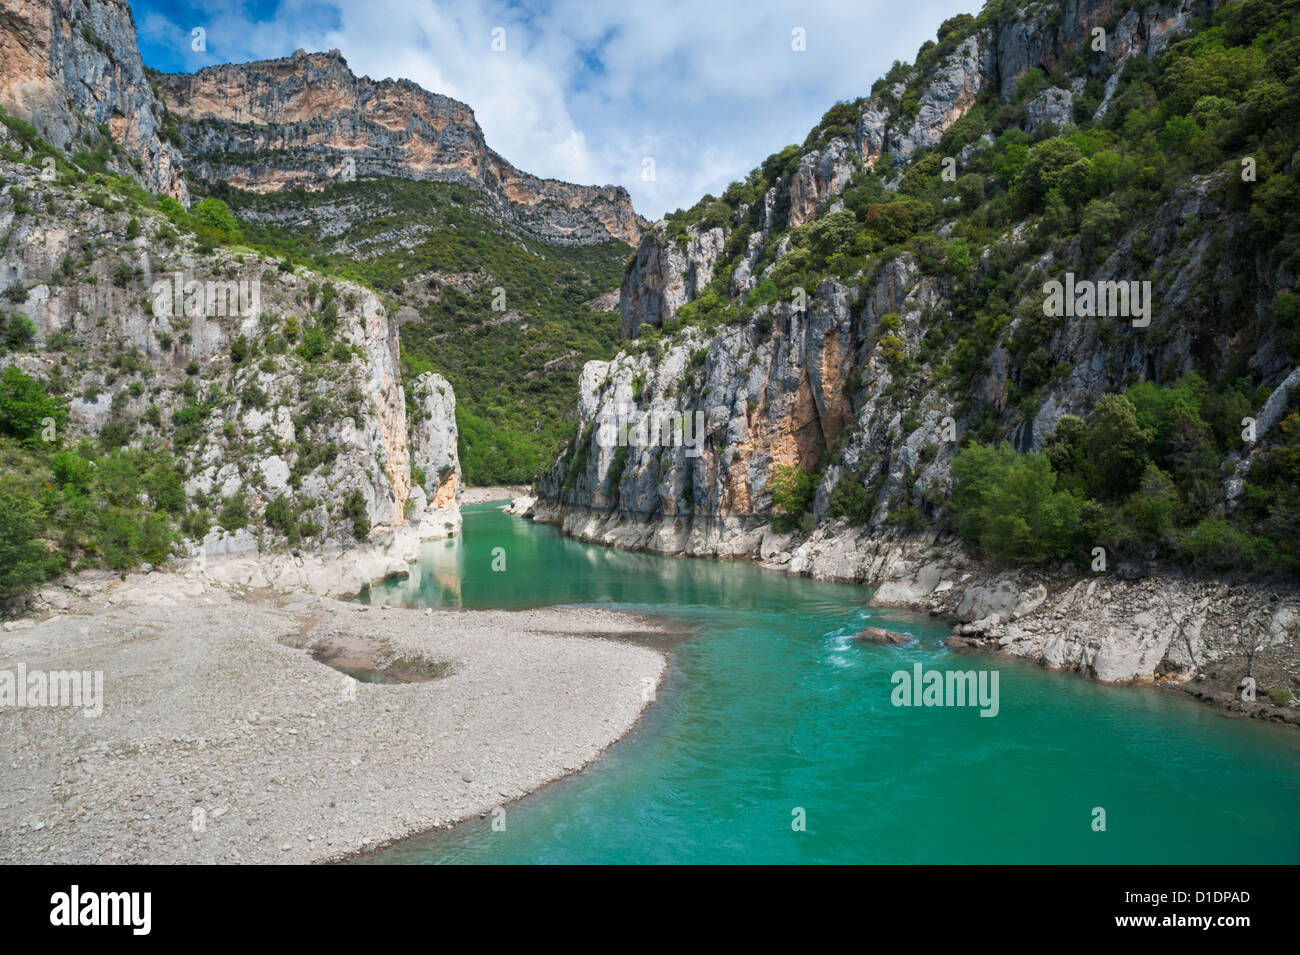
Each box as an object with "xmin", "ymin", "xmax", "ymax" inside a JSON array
[
  {"xmin": 535, "ymin": 0, "xmax": 1300, "ymax": 698},
  {"xmin": 0, "ymin": 0, "xmax": 187, "ymax": 202},
  {"xmin": 622, "ymin": 0, "xmax": 1227, "ymax": 343},
  {"xmin": 153, "ymin": 50, "xmax": 645, "ymax": 246},
  {"xmin": 0, "ymin": 146, "xmax": 462, "ymax": 590},
  {"xmin": 409, "ymin": 371, "xmax": 461, "ymax": 512}
]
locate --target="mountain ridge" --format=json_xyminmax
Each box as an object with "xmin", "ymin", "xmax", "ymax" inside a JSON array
[{"xmin": 151, "ymin": 48, "xmax": 646, "ymax": 246}]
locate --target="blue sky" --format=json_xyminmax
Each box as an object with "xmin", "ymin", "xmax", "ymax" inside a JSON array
[{"xmin": 130, "ymin": 0, "xmax": 979, "ymax": 219}]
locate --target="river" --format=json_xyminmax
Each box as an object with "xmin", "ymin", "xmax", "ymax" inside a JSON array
[{"xmin": 355, "ymin": 503, "xmax": 1300, "ymax": 864}]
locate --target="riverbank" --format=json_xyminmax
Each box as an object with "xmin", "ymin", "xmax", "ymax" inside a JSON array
[
  {"xmin": 0, "ymin": 569, "xmax": 668, "ymax": 864},
  {"xmin": 524, "ymin": 499, "xmax": 1299, "ymax": 727},
  {"xmin": 460, "ymin": 486, "xmax": 530, "ymax": 506}
]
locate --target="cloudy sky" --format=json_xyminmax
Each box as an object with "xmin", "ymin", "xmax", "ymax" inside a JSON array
[{"xmin": 130, "ymin": 0, "xmax": 978, "ymax": 220}]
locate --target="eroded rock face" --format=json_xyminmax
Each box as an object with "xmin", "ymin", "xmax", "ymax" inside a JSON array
[
  {"xmin": 1023, "ymin": 86, "xmax": 1074, "ymax": 134},
  {"xmin": 617, "ymin": 0, "xmax": 1223, "ymax": 349},
  {"xmin": 619, "ymin": 222, "xmax": 725, "ymax": 338},
  {"xmin": 0, "ymin": 154, "xmax": 461, "ymax": 564},
  {"xmin": 885, "ymin": 33, "xmax": 997, "ymax": 164},
  {"xmin": 597, "ymin": 0, "xmax": 1250, "ymax": 544},
  {"xmin": 854, "ymin": 0, "xmax": 1220, "ymax": 169},
  {"xmin": 0, "ymin": 0, "xmax": 188, "ymax": 202},
  {"xmin": 788, "ymin": 139, "xmax": 857, "ymax": 227},
  {"xmin": 565, "ymin": 160, "xmax": 1283, "ymax": 541},
  {"xmin": 153, "ymin": 50, "xmax": 644, "ymax": 246},
  {"xmin": 409, "ymin": 372, "xmax": 461, "ymax": 510}
]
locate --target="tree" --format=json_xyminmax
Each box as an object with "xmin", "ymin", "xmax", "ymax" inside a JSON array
[
  {"xmin": 95, "ymin": 452, "xmax": 141, "ymax": 507},
  {"xmin": 1161, "ymin": 45, "xmax": 1264, "ymax": 113},
  {"xmin": 806, "ymin": 209, "xmax": 859, "ymax": 261},
  {"xmin": 0, "ymin": 489, "xmax": 52, "ymax": 597},
  {"xmin": 1085, "ymin": 394, "xmax": 1151, "ymax": 500},
  {"xmin": 1079, "ymin": 199, "xmax": 1123, "ymax": 255},
  {"xmin": 1, "ymin": 312, "xmax": 35, "ymax": 351},
  {"xmin": 951, "ymin": 442, "xmax": 1085, "ymax": 563},
  {"xmin": 956, "ymin": 173, "xmax": 986, "ymax": 212},
  {"xmin": 1015, "ymin": 138, "xmax": 1083, "ymax": 213},
  {"xmin": 0, "ymin": 367, "xmax": 63, "ymax": 446},
  {"xmin": 191, "ymin": 198, "xmax": 242, "ymax": 239},
  {"xmin": 342, "ymin": 489, "xmax": 370, "ymax": 539},
  {"xmin": 769, "ymin": 464, "xmax": 817, "ymax": 533}
]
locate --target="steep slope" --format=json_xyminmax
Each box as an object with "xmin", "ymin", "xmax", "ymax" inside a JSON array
[
  {"xmin": 215, "ymin": 175, "xmax": 629, "ymax": 485},
  {"xmin": 0, "ymin": 122, "xmax": 462, "ymax": 601},
  {"xmin": 147, "ymin": 49, "xmax": 644, "ymax": 484},
  {"xmin": 0, "ymin": 0, "xmax": 186, "ymax": 201},
  {"xmin": 152, "ymin": 49, "xmax": 645, "ymax": 246},
  {"xmin": 534, "ymin": 0, "xmax": 1300, "ymax": 700},
  {"xmin": 0, "ymin": 0, "xmax": 641, "ymax": 492}
]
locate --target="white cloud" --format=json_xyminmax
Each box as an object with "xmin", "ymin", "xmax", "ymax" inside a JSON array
[{"xmin": 134, "ymin": 0, "xmax": 980, "ymax": 219}]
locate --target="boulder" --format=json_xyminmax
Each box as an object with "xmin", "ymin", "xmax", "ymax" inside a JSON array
[{"xmin": 853, "ymin": 627, "xmax": 912, "ymax": 645}]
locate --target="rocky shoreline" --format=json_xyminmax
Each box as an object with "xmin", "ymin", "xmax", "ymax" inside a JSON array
[
  {"xmin": 0, "ymin": 568, "xmax": 669, "ymax": 864},
  {"xmin": 166, "ymin": 507, "xmax": 463, "ymax": 600},
  {"xmin": 522, "ymin": 498, "xmax": 1300, "ymax": 728}
]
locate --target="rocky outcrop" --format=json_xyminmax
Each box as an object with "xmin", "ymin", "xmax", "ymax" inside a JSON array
[
  {"xmin": 788, "ymin": 138, "xmax": 857, "ymax": 227},
  {"xmin": 408, "ymin": 371, "xmax": 462, "ymax": 539},
  {"xmin": 0, "ymin": 0, "xmax": 187, "ymax": 202},
  {"xmin": 1023, "ymin": 86, "xmax": 1075, "ymax": 134},
  {"xmin": 856, "ymin": 0, "xmax": 1221, "ymax": 169},
  {"xmin": 549, "ymin": 254, "xmax": 957, "ymax": 533},
  {"xmin": 877, "ymin": 33, "xmax": 997, "ymax": 166},
  {"xmin": 853, "ymin": 626, "xmax": 913, "ymax": 644},
  {"xmin": 153, "ymin": 50, "xmax": 643, "ymax": 245},
  {"xmin": 619, "ymin": 0, "xmax": 1223, "ymax": 347},
  {"xmin": 619, "ymin": 222, "xmax": 725, "ymax": 337}
]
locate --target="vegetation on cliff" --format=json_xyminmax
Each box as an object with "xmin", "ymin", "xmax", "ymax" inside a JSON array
[{"xmin": 586, "ymin": 0, "xmax": 1300, "ymax": 578}]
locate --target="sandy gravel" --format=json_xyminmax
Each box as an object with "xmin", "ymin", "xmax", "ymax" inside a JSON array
[
  {"xmin": 458, "ymin": 486, "xmax": 530, "ymax": 505},
  {"xmin": 0, "ymin": 572, "xmax": 667, "ymax": 864}
]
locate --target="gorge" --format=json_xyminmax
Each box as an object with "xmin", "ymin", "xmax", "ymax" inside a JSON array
[{"xmin": 0, "ymin": 0, "xmax": 1298, "ymax": 867}]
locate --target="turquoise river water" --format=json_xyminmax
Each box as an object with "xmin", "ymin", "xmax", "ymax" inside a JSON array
[{"xmin": 355, "ymin": 503, "xmax": 1300, "ymax": 864}]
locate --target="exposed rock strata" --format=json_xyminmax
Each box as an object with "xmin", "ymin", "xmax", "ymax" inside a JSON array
[
  {"xmin": 0, "ymin": 0, "xmax": 187, "ymax": 201},
  {"xmin": 153, "ymin": 51, "xmax": 644, "ymax": 245}
]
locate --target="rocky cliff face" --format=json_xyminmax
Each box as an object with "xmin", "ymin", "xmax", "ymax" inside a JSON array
[
  {"xmin": 621, "ymin": 0, "xmax": 1226, "ymax": 345},
  {"xmin": 409, "ymin": 371, "xmax": 461, "ymax": 512},
  {"xmin": 550, "ymin": 171, "xmax": 1286, "ymax": 551},
  {"xmin": 0, "ymin": 146, "xmax": 461, "ymax": 592},
  {"xmin": 863, "ymin": 0, "xmax": 1220, "ymax": 168},
  {"xmin": 0, "ymin": 0, "xmax": 187, "ymax": 202},
  {"xmin": 153, "ymin": 50, "xmax": 644, "ymax": 245},
  {"xmin": 535, "ymin": 0, "xmax": 1299, "ymax": 696},
  {"xmin": 619, "ymin": 222, "xmax": 725, "ymax": 338}
]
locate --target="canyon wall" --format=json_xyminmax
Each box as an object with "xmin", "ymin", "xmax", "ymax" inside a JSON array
[{"xmin": 0, "ymin": 0, "xmax": 187, "ymax": 201}]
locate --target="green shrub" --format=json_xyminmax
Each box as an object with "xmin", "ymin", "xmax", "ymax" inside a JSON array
[
  {"xmin": 191, "ymin": 198, "xmax": 242, "ymax": 239},
  {"xmin": 218, "ymin": 493, "xmax": 250, "ymax": 531},
  {"xmin": 0, "ymin": 367, "xmax": 64, "ymax": 446},
  {"xmin": 951, "ymin": 442, "xmax": 1089, "ymax": 563},
  {"xmin": 342, "ymin": 489, "xmax": 370, "ymax": 539},
  {"xmin": 0, "ymin": 489, "xmax": 54, "ymax": 596},
  {"xmin": 769, "ymin": 464, "xmax": 818, "ymax": 533}
]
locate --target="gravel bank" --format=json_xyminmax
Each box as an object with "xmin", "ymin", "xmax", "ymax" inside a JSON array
[
  {"xmin": 0, "ymin": 572, "xmax": 667, "ymax": 864},
  {"xmin": 459, "ymin": 486, "xmax": 530, "ymax": 505}
]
